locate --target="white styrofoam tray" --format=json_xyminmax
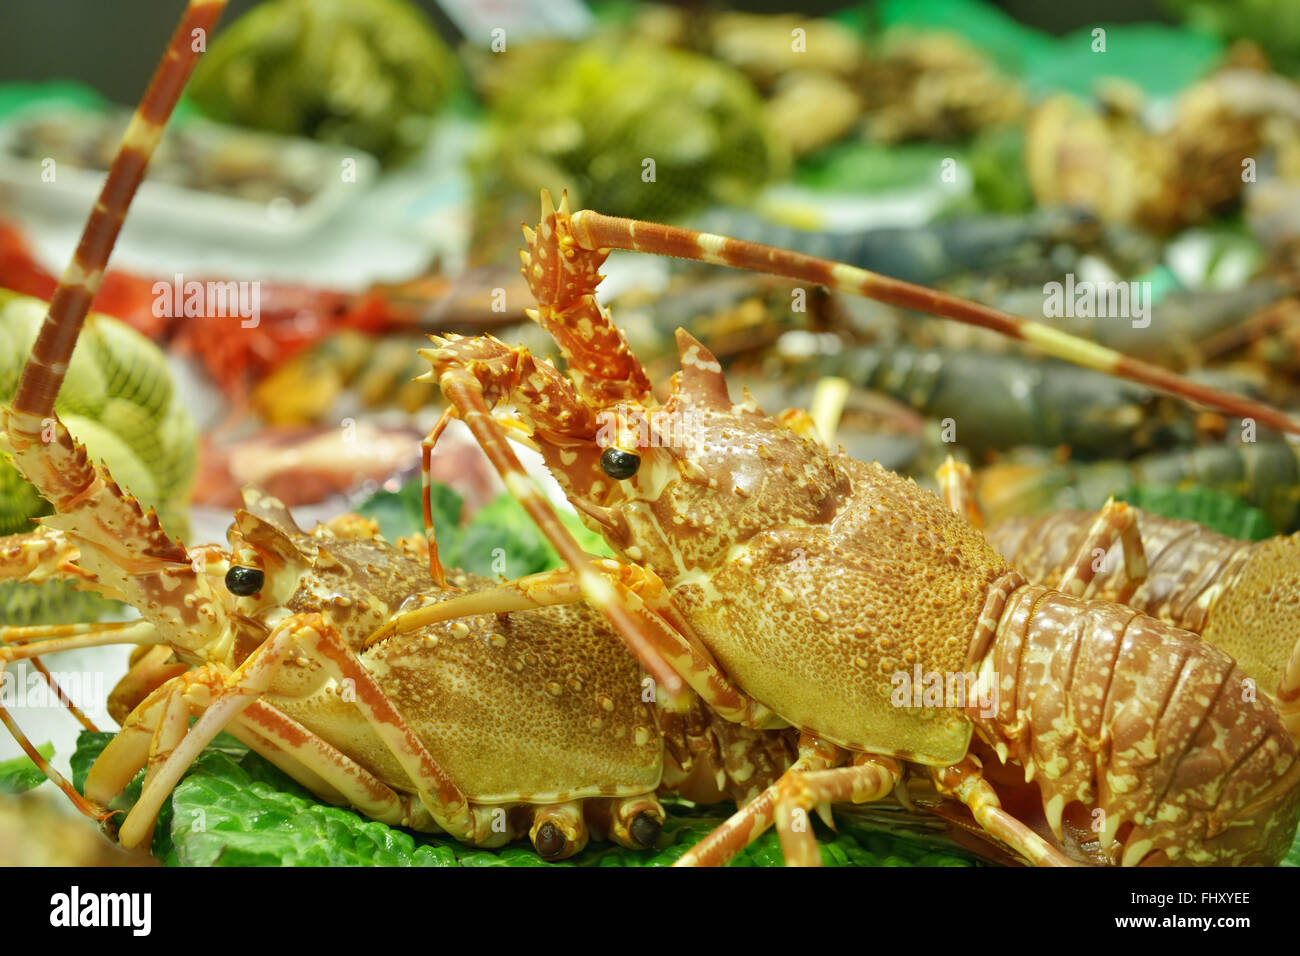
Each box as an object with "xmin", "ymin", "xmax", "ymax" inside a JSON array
[{"xmin": 0, "ymin": 107, "xmax": 378, "ymax": 244}]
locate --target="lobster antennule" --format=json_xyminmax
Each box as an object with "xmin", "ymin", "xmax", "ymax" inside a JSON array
[
  {"xmin": 12, "ymin": 0, "xmax": 228, "ymax": 420},
  {"xmin": 567, "ymin": 209, "xmax": 1300, "ymax": 437}
]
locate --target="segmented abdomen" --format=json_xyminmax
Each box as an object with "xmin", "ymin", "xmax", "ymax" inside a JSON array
[
  {"xmin": 986, "ymin": 510, "xmax": 1254, "ymax": 633},
  {"xmin": 969, "ymin": 585, "xmax": 1300, "ymax": 865}
]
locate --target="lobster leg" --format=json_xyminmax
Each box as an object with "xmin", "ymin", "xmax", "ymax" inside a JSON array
[
  {"xmin": 0, "ymin": 618, "xmax": 160, "ymax": 817},
  {"xmin": 774, "ymin": 754, "xmax": 904, "ymax": 867},
  {"xmin": 673, "ymin": 734, "xmax": 840, "ymax": 867},
  {"xmin": 1056, "ymin": 499, "xmax": 1149, "ymax": 602},
  {"xmin": 127, "ymin": 679, "xmax": 190, "ymax": 847},
  {"xmin": 107, "ymin": 644, "xmax": 188, "ymax": 727},
  {"xmin": 89, "ymin": 669, "xmax": 430, "ymax": 849},
  {"xmin": 85, "ymin": 676, "xmax": 175, "ymax": 814},
  {"xmin": 26, "ymin": 659, "xmax": 100, "ymax": 733},
  {"xmin": 1, "ymin": 622, "xmax": 139, "ymax": 732},
  {"xmin": 112, "ymin": 612, "xmax": 475, "ymax": 847},
  {"xmin": 939, "ymin": 459, "xmax": 1150, "ymax": 600},
  {"xmin": 936, "ymin": 456, "xmax": 985, "ymax": 529},
  {"xmin": 370, "ymin": 561, "xmax": 785, "ymax": 728},
  {"xmin": 420, "ymin": 406, "xmax": 457, "ymax": 588},
  {"xmin": 95, "ymin": 650, "xmax": 647, "ymax": 859},
  {"xmin": 0, "ymin": 529, "xmax": 111, "ymax": 730},
  {"xmin": 931, "ymin": 759, "xmax": 1075, "ymax": 867},
  {"xmin": 0, "ymin": 621, "xmax": 159, "ymax": 661},
  {"xmin": 0, "ymin": 656, "xmax": 105, "ymax": 820},
  {"xmin": 222, "ymin": 700, "xmax": 419, "ymax": 827}
]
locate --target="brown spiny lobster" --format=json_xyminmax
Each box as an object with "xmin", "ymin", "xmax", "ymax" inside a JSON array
[
  {"xmin": 8, "ymin": 0, "xmax": 1300, "ymax": 869},
  {"xmin": 972, "ymin": 486, "xmax": 1300, "ymax": 740},
  {"xmin": 0, "ymin": 0, "xmax": 802, "ymax": 863},
  {"xmin": 377, "ymin": 192, "xmax": 1300, "ymax": 867}
]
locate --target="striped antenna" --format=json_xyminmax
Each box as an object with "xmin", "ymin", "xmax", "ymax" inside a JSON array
[
  {"xmin": 0, "ymin": 0, "xmax": 227, "ymax": 824},
  {"xmin": 12, "ymin": 0, "xmax": 228, "ymax": 419},
  {"xmin": 568, "ymin": 211, "xmax": 1300, "ymax": 437}
]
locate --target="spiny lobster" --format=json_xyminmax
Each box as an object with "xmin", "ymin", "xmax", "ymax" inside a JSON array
[
  {"xmin": 1, "ymin": 510, "xmax": 795, "ymax": 859},
  {"xmin": 380, "ymin": 191, "xmax": 1300, "ymax": 867},
  {"xmin": 975, "ymin": 490, "xmax": 1300, "ymax": 739},
  {"xmin": 0, "ymin": 0, "xmax": 805, "ymax": 863},
  {"xmin": 7, "ymin": 0, "xmax": 1300, "ymax": 869}
]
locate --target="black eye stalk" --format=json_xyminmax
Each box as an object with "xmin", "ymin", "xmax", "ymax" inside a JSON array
[
  {"xmin": 225, "ymin": 565, "xmax": 265, "ymax": 596},
  {"xmin": 600, "ymin": 447, "xmax": 641, "ymax": 480}
]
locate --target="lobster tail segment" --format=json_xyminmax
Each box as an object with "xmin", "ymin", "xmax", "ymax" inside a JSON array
[
  {"xmin": 11, "ymin": 0, "xmax": 227, "ymax": 420},
  {"xmin": 972, "ymin": 585, "xmax": 1300, "ymax": 865}
]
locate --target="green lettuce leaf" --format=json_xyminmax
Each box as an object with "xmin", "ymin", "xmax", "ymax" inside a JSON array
[
  {"xmin": 355, "ymin": 477, "xmax": 613, "ymax": 577},
  {"xmin": 0, "ymin": 742, "xmax": 54, "ymax": 794},
  {"xmin": 69, "ymin": 729, "xmax": 978, "ymax": 867},
  {"xmin": 1118, "ymin": 485, "xmax": 1276, "ymax": 541},
  {"xmin": 358, "ymin": 478, "xmax": 462, "ymax": 548}
]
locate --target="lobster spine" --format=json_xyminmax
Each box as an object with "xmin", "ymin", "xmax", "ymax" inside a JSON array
[{"xmin": 970, "ymin": 584, "xmax": 1300, "ymax": 865}]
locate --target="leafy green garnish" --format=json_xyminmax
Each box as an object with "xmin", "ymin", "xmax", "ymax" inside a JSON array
[
  {"xmin": 168, "ymin": 750, "xmax": 461, "ymax": 866},
  {"xmin": 878, "ymin": 0, "xmax": 1222, "ymax": 98},
  {"xmin": 359, "ymin": 477, "xmax": 462, "ymax": 548},
  {"xmin": 455, "ymin": 493, "xmax": 613, "ymax": 577},
  {"xmin": 0, "ymin": 742, "xmax": 54, "ymax": 794},
  {"xmin": 1285, "ymin": 822, "xmax": 1300, "ymax": 868},
  {"xmin": 355, "ymin": 476, "xmax": 613, "ymax": 578},
  {"xmin": 69, "ymin": 729, "xmax": 978, "ymax": 867},
  {"xmin": 1118, "ymin": 485, "xmax": 1276, "ymax": 541}
]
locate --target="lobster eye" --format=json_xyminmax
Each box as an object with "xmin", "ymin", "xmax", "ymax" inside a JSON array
[
  {"xmin": 225, "ymin": 565, "xmax": 265, "ymax": 596},
  {"xmin": 600, "ymin": 447, "xmax": 641, "ymax": 480}
]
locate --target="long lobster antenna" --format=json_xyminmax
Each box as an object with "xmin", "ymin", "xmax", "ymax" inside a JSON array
[
  {"xmin": 12, "ymin": 0, "xmax": 228, "ymax": 419},
  {"xmin": 568, "ymin": 210, "xmax": 1300, "ymax": 438},
  {"xmin": 0, "ymin": 0, "xmax": 227, "ymax": 822}
]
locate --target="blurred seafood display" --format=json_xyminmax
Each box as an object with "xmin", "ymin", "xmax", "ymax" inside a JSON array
[
  {"xmin": 1026, "ymin": 67, "xmax": 1300, "ymax": 233},
  {"xmin": 6, "ymin": 0, "xmax": 1300, "ymax": 871},
  {"xmin": 186, "ymin": 0, "xmax": 461, "ymax": 166}
]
